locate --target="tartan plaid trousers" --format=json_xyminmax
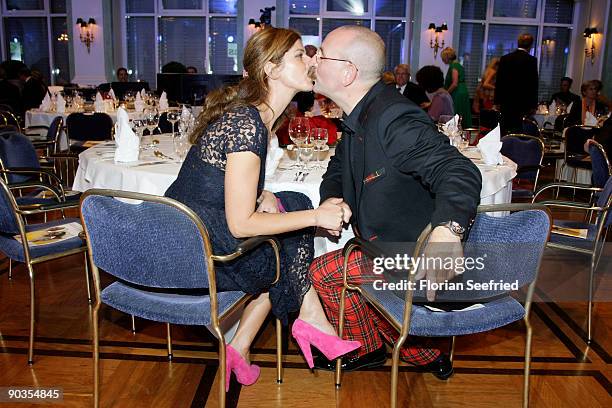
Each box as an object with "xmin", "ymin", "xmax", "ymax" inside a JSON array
[{"xmin": 309, "ymin": 248, "xmax": 440, "ymax": 365}]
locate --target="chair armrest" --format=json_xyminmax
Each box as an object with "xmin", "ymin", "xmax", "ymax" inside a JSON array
[
  {"xmin": 516, "ymin": 164, "xmax": 544, "ymax": 174},
  {"xmin": 8, "ymin": 181, "xmax": 63, "ymax": 200},
  {"xmin": 533, "ymin": 182, "xmax": 602, "ymax": 201},
  {"xmin": 236, "ymin": 235, "xmax": 281, "ymax": 254},
  {"xmin": 2, "ymin": 167, "xmax": 65, "ymax": 187},
  {"xmin": 18, "ymin": 201, "xmax": 80, "ymax": 215},
  {"xmin": 24, "ymin": 125, "xmax": 50, "ymax": 131},
  {"xmin": 536, "ymin": 200, "xmax": 604, "ymax": 212}
]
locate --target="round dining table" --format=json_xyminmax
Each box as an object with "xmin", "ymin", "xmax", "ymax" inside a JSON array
[{"xmin": 72, "ymin": 134, "xmax": 517, "ymax": 257}]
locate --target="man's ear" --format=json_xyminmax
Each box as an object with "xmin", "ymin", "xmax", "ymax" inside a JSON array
[
  {"xmin": 341, "ymin": 65, "xmax": 358, "ymax": 87},
  {"xmin": 264, "ymin": 61, "xmax": 281, "ymax": 80}
]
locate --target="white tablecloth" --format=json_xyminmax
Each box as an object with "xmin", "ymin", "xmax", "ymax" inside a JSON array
[
  {"xmin": 73, "ymin": 135, "xmax": 516, "ymax": 256},
  {"xmin": 532, "ymin": 113, "xmax": 558, "ymax": 129}
]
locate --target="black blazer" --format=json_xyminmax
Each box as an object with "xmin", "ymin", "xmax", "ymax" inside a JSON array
[
  {"xmin": 402, "ymin": 82, "xmax": 429, "ymax": 107},
  {"xmin": 21, "ymin": 77, "xmax": 48, "ymax": 111},
  {"xmin": 320, "ymin": 81, "xmax": 482, "ymax": 242},
  {"xmin": 495, "ymin": 49, "xmax": 538, "ymax": 114}
]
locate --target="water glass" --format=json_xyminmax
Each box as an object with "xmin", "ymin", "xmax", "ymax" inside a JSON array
[
  {"xmin": 310, "ymin": 128, "xmax": 328, "ymax": 169},
  {"xmin": 288, "ymin": 117, "xmax": 310, "ymax": 169},
  {"xmin": 173, "ymin": 135, "xmax": 189, "ymax": 162}
]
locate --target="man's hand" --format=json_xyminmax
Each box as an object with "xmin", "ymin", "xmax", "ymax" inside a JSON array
[
  {"xmin": 256, "ymin": 190, "xmax": 279, "ymax": 213},
  {"xmin": 318, "ymin": 197, "xmax": 351, "ymax": 237},
  {"xmin": 414, "ymin": 226, "xmax": 464, "ymax": 301}
]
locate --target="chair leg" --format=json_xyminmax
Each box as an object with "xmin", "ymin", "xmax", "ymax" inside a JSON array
[
  {"xmin": 523, "ymin": 315, "xmax": 533, "ymax": 408},
  {"xmin": 449, "ymin": 336, "xmax": 456, "ymax": 363},
  {"xmin": 276, "ymin": 318, "xmax": 283, "ymax": 384},
  {"xmin": 218, "ymin": 341, "xmax": 226, "ymax": 408},
  {"xmin": 131, "ymin": 315, "xmax": 136, "ymax": 333},
  {"xmin": 8, "ymin": 258, "xmax": 12, "ymax": 279},
  {"xmin": 84, "ymin": 253, "xmax": 92, "ymax": 304},
  {"xmin": 390, "ymin": 341, "xmax": 403, "ymax": 408},
  {"xmin": 93, "ymin": 303, "xmax": 101, "ymax": 408},
  {"xmin": 587, "ymin": 258, "xmax": 596, "ymax": 343},
  {"xmin": 334, "ymin": 286, "xmax": 348, "ymax": 388},
  {"xmin": 166, "ymin": 323, "xmax": 173, "ymax": 361},
  {"xmin": 27, "ymin": 264, "xmax": 35, "ymax": 365}
]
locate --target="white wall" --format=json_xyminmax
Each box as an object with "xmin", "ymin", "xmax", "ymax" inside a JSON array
[
  {"xmin": 417, "ymin": 0, "xmax": 456, "ymax": 71},
  {"xmin": 70, "ymin": 0, "xmax": 107, "ymax": 85}
]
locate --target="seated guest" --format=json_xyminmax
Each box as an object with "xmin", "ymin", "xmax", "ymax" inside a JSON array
[
  {"xmin": 579, "ymin": 80, "xmax": 609, "ymax": 124},
  {"xmin": 382, "ymin": 71, "xmax": 395, "ymax": 85},
  {"xmin": 0, "ymin": 65, "xmax": 21, "ymax": 114},
  {"xmin": 416, "ymin": 65, "xmax": 454, "ymax": 122},
  {"xmin": 116, "ymin": 67, "xmax": 129, "ymax": 82},
  {"xmin": 550, "ymin": 76, "xmax": 580, "ymax": 111},
  {"xmin": 19, "ymin": 67, "xmax": 47, "ymax": 112},
  {"xmin": 186, "ymin": 66, "xmax": 198, "ymax": 74},
  {"xmin": 161, "ymin": 61, "xmax": 187, "ymax": 74},
  {"xmin": 394, "ymin": 63, "xmax": 429, "ymax": 108},
  {"xmin": 584, "ymin": 115, "xmax": 612, "ymax": 160},
  {"xmin": 276, "ymin": 91, "xmax": 338, "ymax": 146},
  {"xmin": 164, "ymin": 27, "xmax": 360, "ymax": 391}
]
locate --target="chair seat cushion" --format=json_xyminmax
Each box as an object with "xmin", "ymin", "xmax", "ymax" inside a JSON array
[
  {"xmin": 0, "ymin": 218, "xmax": 85, "ymax": 262},
  {"xmin": 101, "ymin": 282, "xmax": 247, "ymax": 326},
  {"xmin": 549, "ymin": 220, "xmax": 598, "ymax": 250},
  {"xmin": 362, "ymin": 284, "xmax": 525, "ymax": 337}
]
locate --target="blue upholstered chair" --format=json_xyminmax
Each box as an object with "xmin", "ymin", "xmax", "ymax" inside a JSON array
[
  {"xmin": 588, "ymin": 141, "xmax": 611, "ymax": 189},
  {"xmin": 25, "ymin": 116, "xmax": 65, "ymax": 155},
  {"xmin": 80, "ymin": 189, "xmax": 284, "ymax": 408},
  {"xmin": 0, "ymin": 177, "xmax": 89, "ymax": 364},
  {"xmin": 556, "ymin": 125, "xmax": 597, "ymax": 184},
  {"xmin": 501, "ymin": 134, "xmax": 545, "ymax": 200},
  {"xmin": 533, "ymin": 177, "xmax": 612, "ymax": 342},
  {"xmin": 66, "ymin": 112, "xmax": 113, "ymax": 152},
  {"xmin": 522, "ymin": 116, "xmax": 541, "ymax": 137},
  {"xmin": 335, "ymin": 204, "xmax": 551, "ymax": 408}
]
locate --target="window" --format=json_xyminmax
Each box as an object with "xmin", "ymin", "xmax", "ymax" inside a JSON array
[
  {"xmin": 458, "ymin": 0, "xmax": 575, "ymax": 101},
  {"xmin": 287, "ymin": 0, "xmax": 409, "ymax": 71},
  {"xmin": 122, "ymin": 0, "xmax": 238, "ymax": 87},
  {"xmin": 2, "ymin": 0, "xmax": 70, "ymax": 85}
]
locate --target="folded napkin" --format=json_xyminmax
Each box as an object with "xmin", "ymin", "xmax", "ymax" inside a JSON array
[
  {"xmin": 140, "ymin": 89, "xmax": 146, "ymax": 99},
  {"xmin": 56, "ymin": 93, "xmax": 66, "ymax": 114},
  {"xmin": 114, "ymin": 107, "xmax": 140, "ymax": 162},
  {"xmin": 94, "ymin": 92, "xmax": 105, "ymax": 112},
  {"xmin": 39, "ymin": 93, "xmax": 52, "ymax": 111},
  {"xmin": 159, "ymin": 91, "xmax": 169, "ymax": 111},
  {"xmin": 108, "ymin": 88, "xmax": 117, "ymax": 101},
  {"xmin": 549, "ymin": 100, "xmax": 557, "ymax": 114},
  {"xmin": 134, "ymin": 92, "xmax": 145, "ymax": 113},
  {"xmin": 265, "ymin": 134, "xmax": 284, "ymax": 176},
  {"xmin": 477, "ymin": 124, "xmax": 504, "ymax": 165},
  {"xmin": 584, "ymin": 111, "xmax": 598, "ymax": 126},
  {"xmin": 442, "ymin": 114, "xmax": 461, "ymax": 137},
  {"xmin": 181, "ymin": 105, "xmax": 191, "ymax": 121}
]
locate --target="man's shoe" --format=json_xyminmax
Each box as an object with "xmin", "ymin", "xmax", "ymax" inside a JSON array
[
  {"xmin": 313, "ymin": 346, "xmax": 387, "ymax": 372},
  {"xmin": 422, "ymin": 354, "xmax": 453, "ymax": 380}
]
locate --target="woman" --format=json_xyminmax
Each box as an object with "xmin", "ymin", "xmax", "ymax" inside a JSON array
[
  {"xmin": 580, "ymin": 80, "xmax": 609, "ymax": 124},
  {"xmin": 416, "ymin": 65, "xmax": 454, "ymax": 122},
  {"xmin": 441, "ymin": 47, "xmax": 472, "ymax": 127},
  {"xmin": 473, "ymin": 58, "xmax": 498, "ymax": 114},
  {"xmin": 164, "ymin": 28, "xmax": 360, "ymax": 391}
]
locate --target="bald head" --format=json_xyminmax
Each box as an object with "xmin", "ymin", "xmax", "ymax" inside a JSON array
[{"xmin": 325, "ymin": 25, "xmax": 385, "ymax": 83}]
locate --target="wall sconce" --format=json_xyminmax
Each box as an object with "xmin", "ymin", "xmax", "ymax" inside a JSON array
[
  {"xmin": 76, "ymin": 18, "xmax": 96, "ymax": 53},
  {"xmin": 248, "ymin": 6, "xmax": 275, "ymax": 33},
  {"xmin": 541, "ymin": 37, "xmax": 554, "ymax": 65},
  {"xmin": 428, "ymin": 22, "xmax": 447, "ymax": 59},
  {"xmin": 583, "ymin": 27, "xmax": 598, "ymax": 65}
]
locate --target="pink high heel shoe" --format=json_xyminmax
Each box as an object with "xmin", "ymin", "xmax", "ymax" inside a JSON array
[
  {"xmin": 291, "ymin": 319, "xmax": 361, "ymax": 369},
  {"xmin": 225, "ymin": 345, "xmax": 260, "ymax": 392}
]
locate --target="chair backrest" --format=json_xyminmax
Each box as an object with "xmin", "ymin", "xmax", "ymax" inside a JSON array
[
  {"xmin": 66, "ymin": 112, "xmax": 113, "ymax": 142},
  {"xmin": 0, "ymin": 131, "xmax": 41, "ymax": 183},
  {"xmin": 563, "ymin": 125, "xmax": 596, "ymax": 158},
  {"xmin": 501, "ymin": 134, "xmax": 544, "ymax": 181},
  {"xmin": 157, "ymin": 112, "xmax": 173, "ymax": 134},
  {"xmin": 589, "ymin": 141, "xmax": 612, "ymax": 189},
  {"xmin": 47, "ymin": 116, "xmax": 64, "ymax": 153},
  {"xmin": 596, "ymin": 177, "xmax": 612, "ymax": 228},
  {"xmin": 439, "ymin": 207, "xmax": 551, "ymax": 301},
  {"xmin": 0, "ymin": 110, "xmax": 21, "ymax": 133},
  {"xmin": 0, "ymin": 177, "xmax": 21, "ymax": 234},
  {"xmin": 81, "ymin": 191, "xmax": 214, "ymax": 289},
  {"xmin": 522, "ymin": 116, "xmax": 541, "ymax": 137},
  {"xmin": 554, "ymin": 114, "xmax": 569, "ymax": 131}
]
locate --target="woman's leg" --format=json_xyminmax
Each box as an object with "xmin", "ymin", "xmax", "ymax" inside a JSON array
[
  {"xmin": 229, "ymin": 293, "xmax": 271, "ymax": 362},
  {"xmin": 297, "ymin": 286, "xmax": 338, "ymax": 336}
]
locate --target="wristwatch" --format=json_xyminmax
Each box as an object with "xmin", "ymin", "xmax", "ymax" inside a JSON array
[{"xmin": 437, "ymin": 221, "xmax": 466, "ymax": 240}]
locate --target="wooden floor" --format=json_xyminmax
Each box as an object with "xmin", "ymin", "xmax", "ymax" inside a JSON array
[{"xmin": 1, "ymin": 191, "xmax": 611, "ymax": 407}]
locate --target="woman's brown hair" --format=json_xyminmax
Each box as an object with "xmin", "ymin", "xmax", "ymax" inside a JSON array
[{"xmin": 189, "ymin": 27, "xmax": 302, "ymax": 144}]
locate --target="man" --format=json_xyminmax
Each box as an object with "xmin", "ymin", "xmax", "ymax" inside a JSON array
[
  {"xmin": 308, "ymin": 26, "xmax": 482, "ymax": 377},
  {"xmin": 550, "ymin": 77, "xmax": 580, "ymax": 107},
  {"xmin": 116, "ymin": 67, "xmax": 129, "ymax": 82},
  {"xmin": 0, "ymin": 66, "xmax": 21, "ymax": 115},
  {"xmin": 495, "ymin": 33, "xmax": 539, "ymax": 134},
  {"xmin": 19, "ymin": 67, "xmax": 47, "ymax": 112},
  {"xmin": 186, "ymin": 66, "xmax": 198, "ymax": 74},
  {"xmin": 394, "ymin": 63, "xmax": 429, "ymax": 108}
]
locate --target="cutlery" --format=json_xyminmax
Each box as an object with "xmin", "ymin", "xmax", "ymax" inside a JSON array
[
  {"xmin": 293, "ymin": 171, "xmax": 303, "ymax": 182},
  {"xmin": 299, "ymin": 172, "xmax": 309, "ymax": 182},
  {"xmin": 154, "ymin": 150, "xmax": 174, "ymax": 160},
  {"xmin": 132, "ymin": 161, "xmax": 167, "ymax": 167}
]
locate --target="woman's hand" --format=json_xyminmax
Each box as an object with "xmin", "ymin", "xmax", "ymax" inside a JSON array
[
  {"xmin": 256, "ymin": 190, "xmax": 279, "ymax": 213},
  {"xmin": 314, "ymin": 198, "xmax": 351, "ymax": 235}
]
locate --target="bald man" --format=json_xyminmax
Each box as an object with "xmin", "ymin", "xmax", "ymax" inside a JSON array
[{"xmin": 308, "ymin": 26, "xmax": 481, "ymax": 377}]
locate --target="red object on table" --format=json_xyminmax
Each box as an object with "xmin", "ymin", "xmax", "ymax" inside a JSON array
[{"xmin": 276, "ymin": 113, "xmax": 338, "ymax": 146}]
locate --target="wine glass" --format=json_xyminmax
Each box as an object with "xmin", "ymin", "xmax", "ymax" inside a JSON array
[
  {"xmin": 310, "ymin": 128, "xmax": 328, "ymax": 169},
  {"xmin": 143, "ymin": 109, "xmax": 159, "ymax": 148},
  {"xmin": 167, "ymin": 109, "xmax": 181, "ymax": 138},
  {"xmin": 299, "ymin": 137, "xmax": 315, "ymax": 174},
  {"xmin": 173, "ymin": 134, "xmax": 190, "ymax": 162},
  {"xmin": 288, "ymin": 117, "xmax": 310, "ymax": 170}
]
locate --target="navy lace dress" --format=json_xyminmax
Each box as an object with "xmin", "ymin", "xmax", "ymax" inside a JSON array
[{"xmin": 165, "ymin": 105, "xmax": 314, "ymax": 324}]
